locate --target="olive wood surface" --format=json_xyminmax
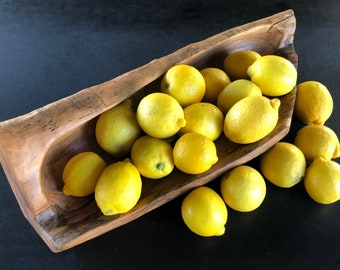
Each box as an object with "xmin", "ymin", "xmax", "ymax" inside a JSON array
[{"xmin": 0, "ymin": 10, "xmax": 297, "ymax": 252}]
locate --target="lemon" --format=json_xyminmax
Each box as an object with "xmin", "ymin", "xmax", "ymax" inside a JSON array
[
  {"xmin": 217, "ymin": 79, "xmax": 262, "ymax": 114},
  {"xmin": 181, "ymin": 186, "xmax": 228, "ymax": 237},
  {"xmin": 131, "ymin": 135, "xmax": 174, "ymax": 179},
  {"xmin": 260, "ymin": 142, "xmax": 306, "ymax": 188},
  {"xmin": 161, "ymin": 64, "xmax": 206, "ymax": 107},
  {"xmin": 294, "ymin": 124, "xmax": 340, "ymax": 162},
  {"xmin": 173, "ymin": 132, "xmax": 218, "ymax": 174},
  {"xmin": 62, "ymin": 152, "xmax": 107, "ymax": 197},
  {"xmin": 294, "ymin": 81, "xmax": 333, "ymax": 125},
  {"xmin": 95, "ymin": 99, "xmax": 141, "ymax": 157},
  {"xmin": 223, "ymin": 50, "xmax": 261, "ymax": 80},
  {"xmin": 200, "ymin": 67, "xmax": 231, "ymax": 103},
  {"xmin": 304, "ymin": 157, "xmax": 340, "ymax": 204},
  {"xmin": 247, "ymin": 55, "xmax": 297, "ymax": 96},
  {"xmin": 179, "ymin": 102, "xmax": 224, "ymax": 141},
  {"xmin": 223, "ymin": 95, "xmax": 280, "ymax": 144},
  {"xmin": 136, "ymin": 92, "xmax": 186, "ymax": 138},
  {"xmin": 220, "ymin": 165, "xmax": 266, "ymax": 212},
  {"xmin": 95, "ymin": 159, "xmax": 142, "ymax": 216}
]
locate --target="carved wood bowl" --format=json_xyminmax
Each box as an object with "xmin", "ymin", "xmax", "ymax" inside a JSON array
[{"xmin": 0, "ymin": 10, "xmax": 297, "ymax": 252}]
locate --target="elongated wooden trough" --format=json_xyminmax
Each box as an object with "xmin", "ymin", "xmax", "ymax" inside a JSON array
[{"xmin": 0, "ymin": 10, "xmax": 297, "ymax": 252}]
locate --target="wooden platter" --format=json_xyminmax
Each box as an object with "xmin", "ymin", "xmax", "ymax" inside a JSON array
[{"xmin": 0, "ymin": 10, "xmax": 297, "ymax": 252}]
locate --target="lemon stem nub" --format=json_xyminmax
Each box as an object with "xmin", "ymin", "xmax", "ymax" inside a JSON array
[
  {"xmin": 177, "ymin": 118, "xmax": 186, "ymax": 128},
  {"xmin": 333, "ymin": 144, "xmax": 340, "ymax": 159},
  {"xmin": 156, "ymin": 162, "xmax": 164, "ymax": 170},
  {"xmin": 105, "ymin": 209, "xmax": 113, "ymax": 215},
  {"xmin": 270, "ymin": 98, "xmax": 281, "ymax": 110},
  {"xmin": 215, "ymin": 226, "xmax": 226, "ymax": 236}
]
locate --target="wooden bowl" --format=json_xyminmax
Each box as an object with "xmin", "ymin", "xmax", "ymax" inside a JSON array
[{"xmin": 0, "ymin": 10, "xmax": 297, "ymax": 252}]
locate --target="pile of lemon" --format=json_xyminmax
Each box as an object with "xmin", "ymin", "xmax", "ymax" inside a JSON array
[
  {"xmin": 61, "ymin": 49, "xmax": 340, "ymax": 238},
  {"xmin": 181, "ymin": 52, "xmax": 340, "ymax": 237}
]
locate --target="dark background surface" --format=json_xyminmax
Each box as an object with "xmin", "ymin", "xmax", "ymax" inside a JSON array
[{"xmin": 1, "ymin": 1, "xmax": 340, "ymax": 269}]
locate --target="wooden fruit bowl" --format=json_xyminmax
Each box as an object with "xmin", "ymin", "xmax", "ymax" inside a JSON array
[{"xmin": 0, "ymin": 10, "xmax": 297, "ymax": 252}]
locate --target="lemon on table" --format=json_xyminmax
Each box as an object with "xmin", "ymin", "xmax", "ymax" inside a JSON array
[
  {"xmin": 161, "ymin": 64, "xmax": 206, "ymax": 107},
  {"xmin": 95, "ymin": 99, "xmax": 141, "ymax": 157},
  {"xmin": 136, "ymin": 92, "xmax": 186, "ymax": 138},
  {"xmin": 247, "ymin": 55, "xmax": 297, "ymax": 96},
  {"xmin": 294, "ymin": 124, "xmax": 340, "ymax": 162},
  {"xmin": 294, "ymin": 81, "xmax": 333, "ymax": 125},
  {"xmin": 173, "ymin": 132, "xmax": 218, "ymax": 174},
  {"xmin": 223, "ymin": 95, "xmax": 280, "ymax": 144},
  {"xmin": 62, "ymin": 152, "xmax": 107, "ymax": 197},
  {"xmin": 260, "ymin": 142, "xmax": 306, "ymax": 188},
  {"xmin": 179, "ymin": 102, "xmax": 224, "ymax": 141},
  {"xmin": 181, "ymin": 186, "xmax": 228, "ymax": 237},
  {"xmin": 223, "ymin": 49, "xmax": 261, "ymax": 80},
  {"xmin": 200, "ymin": 67, "xmax": 231, "ymax": 103},
  {"xmin": 304, "ymin": 157, "xmax": 340, "ymax": 204},
  {"xmin": 95, "ymin": 159, "xmax": 142, "ymax": 216},
  {"xmin": 131, "ymin": 135, "xmax": 174, "ymax": 179},
  {"xmin": 220, "ymin": 165, "xmax": 266, "ymax": 212},
  {"xmin": 217, "ymin": 79, "xmax": 262, "ymax": 114}
]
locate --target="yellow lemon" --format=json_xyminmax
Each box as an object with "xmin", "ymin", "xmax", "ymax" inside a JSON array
[
  {"xmin": 304, "ymin": 157, "xmax": 340, "ymax": 204},
  {"xmin": 179, "ymin": 102, "xmax": 224, "ymax": 141},
  {"xmin": 161, "ymin": 64, "xmax": 206, "ymax": 107},
  {"xmin": 95, "ymin": 159, "xmax": 142, "ymax": 216},
  {"xmin": 95, "ymin": 99, "xmax": 141, "ymax": 157},
  {"xmin": 223, "ymin": 49, "xmax": 261, "ymax": 80},
  {"xmin": 62, "ymin": 152, "xmax": 107, "ymax": 197},
  {"xmin": 294, "ymin": 81, "xmax": 333, "ymax": 125},
  {"xmin": 294, "ymin": 124, "xmax": 340, "ymax": 162},
  {"xmin": 217, "ymin": 79, "xmax": 262, "ymax": 114},
  {"xmin": 181, "ymin": 186, "xmax": 228, "ymax": 237},
  {"xmin": 200, "ymin": 67, "xmax": 231, "ymax": 103},
  {"xmin": 247, "ymin": 55, "xmax": 297, "ymax": 96},
  {"xmin": 223, "ymin": 95, "xmax": 280, "ymax": 144},
  {"xmin": 260, "ymin": 142, "xmax": 306, "ymax": 188},
  {"xmin": 173, "ymin": 132, "xmax": 218, "ymax": 174},
  {"xmin": 220, "ymin": 165, "xmax": 266, "ymax": 212},
  {"xmin": 130, "ymin": 135, "xmax": 174, "ymax": 179},
  {"xmin": 136, "ymin": 92, "xmax": 186, "ymax": 138}
]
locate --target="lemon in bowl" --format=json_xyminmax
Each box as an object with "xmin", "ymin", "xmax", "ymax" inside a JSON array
[
  {"xmin": 131, "ymin": 135, "xmax": 174, "ymax": 179},
  {"xmin": 161, "ymin": 64, "xmax": 206, "ymax": 107},
  {"xmin": 247, "ymin": 55, "xmax": 297, "ymax": 96},
  {"xmin": 136, "ymin": 92, "xmax": 186, "ymax": 139},
  {"xmin": 223, "ymin": 49, "xmax": 261, "ymax": 80},
  {"xmin": 217, "ymin": 79, "xmax": 262, "ymax": 114},
  {"xmin": 95, "ymin": 159, "xmax": 142, "ymax": 216},
  {"xmin": 200, "ymin": 67, "xmax": 230, "ymax": 103},
  {"xmin": 173, "ymin": 132, "xmax": 218, "ymax": 174},
  {"xmin": 179, "ymin": 102, "xmax": 224, "ymax": 141},
  {"xmin": 62, "ymin": 152, "xmax": 107, "ymax": 197},
  {"xmin": 223, "ymin": 95, "xmax": 280, "ymax": 144},
  {"xmin": 95, "ymin": 99, "xmax": 141, "ymax": 157}
]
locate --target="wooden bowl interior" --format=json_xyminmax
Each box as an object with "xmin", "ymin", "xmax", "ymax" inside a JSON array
[
  {"xmin": 41, "ymin": 37, "xmax": 296, "ymax": 214},
  {"xmin": 42, "ymin": 26, "xmax": 289, "ymax": 189}
]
